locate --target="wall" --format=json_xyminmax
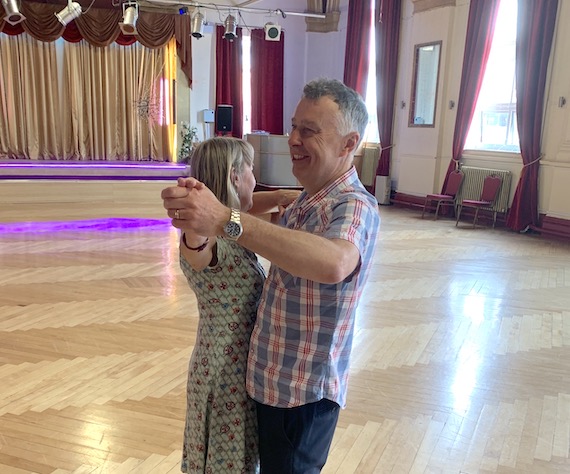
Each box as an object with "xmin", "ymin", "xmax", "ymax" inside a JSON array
[
  {"xmin": 392, "ymin": 1, "xmax": 457, "ymax": 197},
  {"xmin": 175, "ymin": 0, "xmax": 570, "ymax": 226},
  {"xmin": 176, "ymin": 1, "xmax": 350, "ymax": 141},
  {"xmin": 540, "ymin": 0, "xmax": 570, "ymax": 222},
  {"xmin": 392, "ymin": 0, "xmax": 570, "ymax": 226}
]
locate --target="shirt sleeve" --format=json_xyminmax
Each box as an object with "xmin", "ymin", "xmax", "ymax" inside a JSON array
[{"xmin": 322, "ymin": 194, "xmax": 379, "ymax": 257}]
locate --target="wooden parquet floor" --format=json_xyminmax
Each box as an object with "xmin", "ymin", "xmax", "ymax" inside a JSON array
[{"xmin": 1, "ymin": 204, "xmax": 570, "ymax": 473}]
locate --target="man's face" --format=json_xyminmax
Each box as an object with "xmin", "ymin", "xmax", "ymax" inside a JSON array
[{"xmin": 288, "ymin": 96, "xmax": 356, "ymax": 195}]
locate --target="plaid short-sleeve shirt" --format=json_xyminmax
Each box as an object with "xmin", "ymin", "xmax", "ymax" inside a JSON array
[{"xmin": 246, "ymin": 167, "xmax": 380, "ymax": 408}]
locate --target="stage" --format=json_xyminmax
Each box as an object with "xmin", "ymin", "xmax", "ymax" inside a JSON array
[
  {"xmin": 0, "ymin": 160, "xmax": 189, "ymax": 223},
  {"xmin": 0, "ymin": 160, "xmax": 189, "ymax": 180}
]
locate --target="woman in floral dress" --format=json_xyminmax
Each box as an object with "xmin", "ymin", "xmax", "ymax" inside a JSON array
[{"xmin": 169, "ymin": 137, "xmax": 299, "ymax": 473}]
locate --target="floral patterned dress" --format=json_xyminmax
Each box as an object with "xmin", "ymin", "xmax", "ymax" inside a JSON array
[{"xmin": 179, "ymin": 237, "xmax": 265, "ymax": 473}]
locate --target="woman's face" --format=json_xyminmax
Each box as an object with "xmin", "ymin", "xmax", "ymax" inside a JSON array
[{"xmin": 236, "ymin": 162, "xmax": 256, "ymax": 211}]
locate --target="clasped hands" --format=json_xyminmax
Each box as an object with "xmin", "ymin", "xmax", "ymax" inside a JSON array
[{"xmin": 162, "ymin": 177, "xmax": 226, "ymax": 238}]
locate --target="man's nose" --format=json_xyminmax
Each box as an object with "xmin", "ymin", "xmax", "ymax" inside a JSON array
[{"xmin": 288, "ymin": 129, "xmax": 300, "ymax": 147}]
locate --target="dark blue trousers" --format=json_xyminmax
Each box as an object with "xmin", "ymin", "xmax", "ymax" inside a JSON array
[{"xmin": 255, "ymin": 398, "xmax": 340, "ymax": 474}]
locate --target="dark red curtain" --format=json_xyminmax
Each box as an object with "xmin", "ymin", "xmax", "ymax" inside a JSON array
[
  {"xmin": 250, "ymin": 28, "xmax": 284, "ymax": 135},
  {"xmin": 506, "ymin": 0, "xmax": 558, "ymax": 232},
  {"xmin": 343, "ymin": 0, "xmax": 372, "ymax": 97},
  {"xmin": 374, "ymin": 0, "xmax": 401, "ymax": 178},
  {"xmin": 216, "ymin": 25, "xmax": 243, "ymax": 138},
  {"xmin": 442, "ymin": 0, "xmax": 500, "ymax": 191}
]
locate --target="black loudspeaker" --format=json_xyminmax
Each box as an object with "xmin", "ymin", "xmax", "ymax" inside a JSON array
[{"xmin": 216, "ymin": 104, "xmax": 233, "ymax": 134}]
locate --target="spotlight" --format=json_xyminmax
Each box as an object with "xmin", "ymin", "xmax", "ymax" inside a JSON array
[
  {"xmin": 264, "ymin": 22, "xmax": 281, "ymax": 41},
  {"xmin": 55, "ymin": 0, "xmax": 82, "ymax": 26},
  {"xmin": 2, "ymin": 0, "xmax": 26, "ymax": 26},
  {"xmin": 119, "ymin": 2, "xmax": 138, "ymax": 35},
  {"xmin": 223, "ymin": 14, "xmax": 237, "ymax": 41},
  {"xmin": 178, "ymin": 7, "xmax": 188, "ymax": 15},
  {"xmin": 190, "ymin": 10, "xmax": 205, "ymax": 39}
]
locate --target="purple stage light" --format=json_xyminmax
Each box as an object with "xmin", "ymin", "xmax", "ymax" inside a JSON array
[
  {"xmin": 0, "ymin": 163, "xmax": 187, "ymax": 169},
  {"xmin": 0, "ymin": 160, "xmax": 189, "ymax": 180},
  {"xmin": 0, "ymin": 218, "xmax": 173, "ymax": 235}
]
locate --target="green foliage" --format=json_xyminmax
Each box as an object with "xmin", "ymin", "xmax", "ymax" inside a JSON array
[{"xmin": 178, "ymin": 122, "xmax": 199, "ymax": 163}]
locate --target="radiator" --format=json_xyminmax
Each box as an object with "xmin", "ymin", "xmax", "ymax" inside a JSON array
[
  {"xmin": 456, "ymin": 166, "xmax": 512, "ymax": 213},
  {"xmin": 360, "ymin": 145, "xmax": 380, "ymax": 186}
]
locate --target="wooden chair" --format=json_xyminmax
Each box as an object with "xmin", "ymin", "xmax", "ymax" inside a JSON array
[
  {"xmin": 455, "ymin": 174, "xmax": 503, "ymax": 228},
  {"xmin": 421, "ymin": 169, "xmax": 464, "ymax": 220}
]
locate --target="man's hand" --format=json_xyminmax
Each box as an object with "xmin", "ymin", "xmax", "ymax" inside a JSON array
[
  {"xmin": 161, "ymin": 179, "xmax": 229, "ymax": 237},
  {"xmin": 176, "ymin": 177, "xmax": 206, "ymax": 191}
]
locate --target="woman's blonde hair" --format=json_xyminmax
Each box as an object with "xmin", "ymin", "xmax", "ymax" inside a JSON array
[{"xmin": 189, "ymin": 137, "xmax": 254, "ymax": 208}]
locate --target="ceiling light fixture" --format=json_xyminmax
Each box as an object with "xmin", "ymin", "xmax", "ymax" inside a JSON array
[
  {"xmin": 190, "ymin": 9, "xmax": 205, "ymax": 39},
  {"xmin": 119, "ymin": 1, "xmax": 139, "ymax": 35},
  {"xmin": 55, "ymin": 0, "xmax": 82, "ymax": 26},
  {"xmin": 223, "ymin": 14, "xmax": 237, "ymax": 41},
  {"xmin": 2, "ymin": 0, "xmax": 26, "ymax": 26}
]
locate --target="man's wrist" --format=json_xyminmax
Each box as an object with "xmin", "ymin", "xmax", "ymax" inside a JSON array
[{"xmin": 222, "ymin": 208, "xmax": 243, "ymax": 241}]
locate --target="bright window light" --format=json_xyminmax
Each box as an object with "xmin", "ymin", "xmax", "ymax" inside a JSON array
[
  {"xmin": 465, "ymin": 0, "xmax": 520, "ymax": 153},
  {"xmin": 363, "ymin": 29, "xmax": 380, "ymax": 144},
  {"xmin": 242, "ymin": 34, "xmax": 252, "ymax": 136}
]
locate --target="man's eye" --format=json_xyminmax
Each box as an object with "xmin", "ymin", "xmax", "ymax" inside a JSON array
[{"xmin": 290, "ymin": 125, "xmax": 316, "ymax": 137}]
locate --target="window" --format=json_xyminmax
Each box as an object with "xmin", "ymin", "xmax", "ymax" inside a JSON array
[
  {"xmin": 464, "ymin": 0, "xmax": 519, "ymax": 152},
  {"xmin": 363, "ymin": 32, "xmax": 380, "ymax": 144},
  {"xmin": 242, "ymin": 34, "xmax": 252, "ymax": 136},
  {"xmin": 359, "ymin": 3, "xmax": 380, "ymax": 145},
  {"xmin": 242, "ymin": 25, "xmax": 377, "ymax": 141}
]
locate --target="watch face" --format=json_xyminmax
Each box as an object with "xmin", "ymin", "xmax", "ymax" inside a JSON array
[
  {"xmin": 224, "ymin": 221, "xmax": 242, "ymax": 239},
  {"xmin": 224, "ymin": 208, "xmax": 243, "ymax": 240}
]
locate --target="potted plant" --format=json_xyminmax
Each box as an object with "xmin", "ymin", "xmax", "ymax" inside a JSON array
[{"xmin": 178, "ymin": 122, "xmax": 199, "ymax": 163}]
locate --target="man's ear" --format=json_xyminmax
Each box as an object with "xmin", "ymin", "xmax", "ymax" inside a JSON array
[{"xmin": 343, "ymin": 132, "xmax": 360, "ymax": 155}]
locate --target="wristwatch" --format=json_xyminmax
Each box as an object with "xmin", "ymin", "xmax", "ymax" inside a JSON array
[{"xmin": 223, "ymin": 208, "xmax": 243, "ymax": 241}]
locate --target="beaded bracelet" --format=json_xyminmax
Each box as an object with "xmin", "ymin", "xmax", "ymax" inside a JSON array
[{"xmin": 182, "ymin": 233, "xmax": 209, "ymax": 252}]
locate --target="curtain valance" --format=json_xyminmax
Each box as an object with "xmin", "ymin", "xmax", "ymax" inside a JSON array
[{"xmin": 0, "ymin": 2, "xmax": 192, "ymax": 85}]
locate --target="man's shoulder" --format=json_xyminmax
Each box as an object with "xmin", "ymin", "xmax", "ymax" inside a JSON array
[{"xmin": 333, "ymin": 185, "xmax": 379, "ymax": 210}]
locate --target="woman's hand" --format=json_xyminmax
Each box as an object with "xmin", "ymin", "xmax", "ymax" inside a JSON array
[
  {"xmin": 276, "ymin": 189, "xmax": 302, "ymax": 216},
  {"xmin": 249, "ymin": 188, "xmax": 301, "ymax": 216},
  {"xmin": 276, "ymin": 189, "xmax": 302, "ymax": 208}
]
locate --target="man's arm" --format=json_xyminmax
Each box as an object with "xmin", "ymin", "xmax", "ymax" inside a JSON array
[
  {"xmin": 238, "ymin": 212, "xmax": 360, "ymax": 284},
  {"xmin": 162, "ymin": 180, "xmax": 360, "ymax": 284}
]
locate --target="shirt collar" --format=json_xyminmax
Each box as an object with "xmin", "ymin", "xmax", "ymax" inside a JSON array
[{"xmin": 299, "ymin": 166, "xmax": 359, "ymax": 207}]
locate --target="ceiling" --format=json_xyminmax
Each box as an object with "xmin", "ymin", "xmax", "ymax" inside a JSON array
[
  {"xmin": 22, "ymin": 0, "xmax": 266, "ymax": 9},
  {"xmin": 23, "ymin": 0, "xmax": 120, "ymax": 8}
]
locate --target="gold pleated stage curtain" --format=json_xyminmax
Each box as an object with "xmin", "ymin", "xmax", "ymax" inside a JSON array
[
  {"xmin": 0, "ymin": 34, "xmax": 62, "ymax": 160},
  {"xmin": 0, "ymin": 1, "xmax": 188, "ymax": 161},
  {"xmin": 61, "ymin": 38, "xmax": 176, "ymax": 161},
  {"xmin": 0, "ymin": 2, "xmax": 192, "ymax": 84},
  {"xmin": 0, "ymin": 33, "xmax": 176, "ymax": 161}
]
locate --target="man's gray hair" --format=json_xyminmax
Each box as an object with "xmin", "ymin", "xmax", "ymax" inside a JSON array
[{"xmin": 302, "ymin": 78, "xmax": 369, "ymax": 146}]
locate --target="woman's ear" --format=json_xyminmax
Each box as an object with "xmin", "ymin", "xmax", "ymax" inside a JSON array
[{"xmin": 231, "ymin": 168, "xmax": 239, "ymax": 187}]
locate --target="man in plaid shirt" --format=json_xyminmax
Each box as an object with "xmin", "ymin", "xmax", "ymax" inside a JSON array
[{"xmin": 163, "ymin": 78, "xmax": 380, "ymax": 473}]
